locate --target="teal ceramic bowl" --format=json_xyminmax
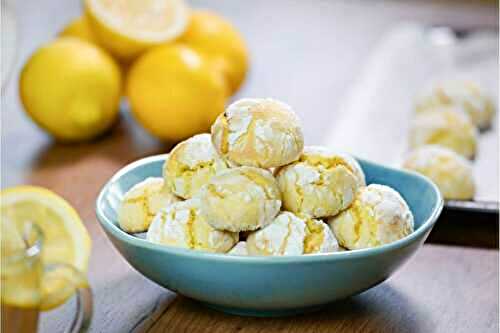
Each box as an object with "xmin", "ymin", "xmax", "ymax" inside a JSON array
[{"xmin": 96, "ymin": 154, "xmax": 443, "ymax": 317}]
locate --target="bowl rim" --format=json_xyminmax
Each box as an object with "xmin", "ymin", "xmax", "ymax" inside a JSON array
[{"xmin": 96, "ymin": 154, "xmax": 443, "ymax": 264}]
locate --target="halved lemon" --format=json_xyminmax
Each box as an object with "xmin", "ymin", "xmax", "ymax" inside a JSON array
[
  {"xmin": 1, "ymin": 186, "xmax": 91, "ymax": 310},
  {"xmin": 85, "ymin": 0, "xmax": 189, "ymax": 61}
]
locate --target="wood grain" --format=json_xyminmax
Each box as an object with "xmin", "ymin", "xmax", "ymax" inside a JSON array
[
  {"xmin": 148, "ymin": 245, "xmax": 499, "ymax": 333},
  {"xmin": 1, "ymin": 1, "xmax": 498, "ymax": 333}
]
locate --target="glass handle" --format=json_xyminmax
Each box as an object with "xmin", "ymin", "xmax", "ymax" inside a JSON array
[
  {"xmin": 66, "ymin": 284, "xmax": 92, "ymax": 333},
  {"xmin": 41, "ymin": 263, "xmax": 93, "ymax": 333}
]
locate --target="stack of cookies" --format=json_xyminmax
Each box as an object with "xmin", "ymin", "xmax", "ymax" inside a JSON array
[{"xmin": 118, "ymin": 98, "xmax": 414, "ymax": 255}]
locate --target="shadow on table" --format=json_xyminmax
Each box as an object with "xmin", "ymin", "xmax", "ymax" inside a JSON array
[
  {"xmin": 24, "ymin": 111, "xmax": 174, "ymax": 222},
  {"xmin": 148, "ymin": 283, "xmax": 433, "ymax": 333},
  {"xmin": 28, "ymin": 111, "xmax": 173, "ymax": 172}
]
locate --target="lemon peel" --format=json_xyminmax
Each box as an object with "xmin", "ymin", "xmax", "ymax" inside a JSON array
[
  {"xmin": 20, "ymin": 37, "xmax": 121, "ymax": 142},
  {"xmin": 179, "ymin": 10, "xmax": 249, "ymax": 94},
  {"xmin": 59, "ymin": 15, "xmax": 98, "ymax": 44},
  {"xmin": 126, "ymin": 44, "xmax": 227, "ymax": 141}
]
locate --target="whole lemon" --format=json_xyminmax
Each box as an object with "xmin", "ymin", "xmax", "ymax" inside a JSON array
[
  {"xmin": 179, "ymin": 10, "xmax": 249, "ymax": 95},
  {"xmin": 59, "ymin": 15, "xmax": 129, "ymax": 95},
  {"xmin": 20, "ymin": 37, "xmax": 122, "ymax": 142},
  {"xmin": 59, "ymin": 15, "xmax": 97, "ymax": 44},
  {"xmin": 126, "ymin": 44, "xmax": 227, "ymax": 142}
]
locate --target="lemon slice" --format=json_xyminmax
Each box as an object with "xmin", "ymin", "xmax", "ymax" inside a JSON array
[
  {"xmin": 85, "ymin": 0, "xmax": 189, "ymax": 60},
  {"xmin": 1, "ymin": 186, "xmax": 91, "ymax": 310}
]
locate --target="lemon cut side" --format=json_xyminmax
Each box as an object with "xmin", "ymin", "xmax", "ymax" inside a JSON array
[
  {"xmin": 85, "ymin": 0, "xmax": 189, "ymax": 60},
  {"xmin": 1, "ymin": 186, "xmax": 91, "ymax": 310}
]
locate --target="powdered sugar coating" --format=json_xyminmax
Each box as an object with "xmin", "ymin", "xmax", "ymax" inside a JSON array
[
  {"xmin": 146, "ymin": 199, "xmax": 238, "ymax": 253},
  {"xmin": 164, "ymin": 134, "xmax": 228, "ymax": 199},
  {"xmin": 147, "ymin": 201, "xmax": 191, "ymax": 246},
  {"xmin": 196, "ymin": 166, "xmax": 281, "ymax": 232},
  {"xmin": 211, "ymin": 98, "xmax": 304, "ymax": 168},
  {"xmin": 246, "ymin": 212, "xmax": 306, "ymax": 256},
  {"xmin": 409, "ymin": 107, "xmax": 477, "ymax": 159},
  {"xmin": 303, "ymin": 218, "xmax": 339, "ymax": 254},
  {"xmin": 403, "ymin": 145, "xmax": 475, "ymax": 200},
  {"xmin": 359, "ymin": 185, "xmax": 414, "ymax": 231},
  {"xmin": 275, "ymin": 147, "xmax": 362, "ymax": 218},
  {"xmin": 328, "ymin": 184, "xmax": 414, "ymax": 250},
  {"xmin": 415, "ymin": 80, "xmax": 496, "ymax": 129},
  {"xmin": 118, "ymin": 177, "xmax": 180, "ymax": 233}
]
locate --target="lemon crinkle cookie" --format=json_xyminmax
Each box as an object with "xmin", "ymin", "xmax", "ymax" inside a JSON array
[
  {"xmin": 118, "ymin": 177, "xmax": 180, "ymax": 233},
  {"xmin": 164, "ymin": 133, "xmax": 228, "ymax": 199},
  {"xmin": 246, "ymin": 212, "xmax": 339, "ymax": 256},
  {"xmin": 303, "ymin": 218, "xmax": 339, "ymax": 254},
  {"xmin": 328, "ymin": 184, "xmax": 414, "ymax": 250},
  {"xmin": 146, "ymin": 199, "xmax": 238, "ymax": 253},
  {"xmin": 246, "ymin": 212, "xmax": 306, "ymax": 256},
  {"xmin": 403, "ymin": 145, "xmax": 475, "ymax": 200},
  {"xmin": 196, "ymin": 166, "xmax": 281, "ymax": 232},
  {"xmin": 275, "ymin": 146, "xmax": 364, "ymax": 218},
  {"xmin": 409, "ymin": 106, "xmax": 477, "ymax": 159},
  {"xmin": 211, "ymin": 98, "xmax": 304, "ymax": 168},
  {"xmin": 415, "ymin": 80, "xmax": 496, "ymax": 129}
]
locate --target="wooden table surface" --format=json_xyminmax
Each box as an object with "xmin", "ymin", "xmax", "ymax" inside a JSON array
[{"xmin": 2, "ymin": 1, "xmax": 498, "ymax": 332}]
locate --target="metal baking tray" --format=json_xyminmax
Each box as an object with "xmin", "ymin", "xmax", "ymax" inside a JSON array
[{"xmin": 324, "ymin": 23, "xmax": 499, "ymax": 216}]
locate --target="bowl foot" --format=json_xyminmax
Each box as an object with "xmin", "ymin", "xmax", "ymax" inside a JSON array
[{"xmin": 200, "ymin": 302, "xmax": 326, "ymax": 317}]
